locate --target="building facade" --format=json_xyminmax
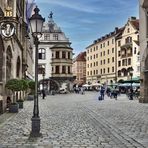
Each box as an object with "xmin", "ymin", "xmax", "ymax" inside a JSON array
[
  {"xmin": 139, "ymin": 0, "xmax": 148, "ymax": 103},
  {"xmin": 117, "ymin": 17, "xmax": 140, "ymax": 82},
  {"xmin": 0, "ymin": 0, "xmax": 34, "ymax": 113},
  {"xmin": 72, "ymin": 52, "xmax": 86, "ymax": 85},
  {"xmin": 86, "ymin": 17, "xmax": 140, "ymax": 86},
  {"xmin": 34, "ymin": 13, "xmax": 73, "ymax": 93}
]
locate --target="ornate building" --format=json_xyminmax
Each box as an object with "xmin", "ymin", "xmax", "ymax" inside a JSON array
[
  {"xmin": 117, "ymin": 17, "xmax": 140, "ymax": 82},
  {"xmin": 0, "ymin": 0, "xmax": 34, "ymax": 113},
  {"xmin": 139, "ymin": 0, "xmax": 148, "ymax": 103},
  {"xmin": 35, "ymin": 12, "xmax": 73, "ymax": 93}
]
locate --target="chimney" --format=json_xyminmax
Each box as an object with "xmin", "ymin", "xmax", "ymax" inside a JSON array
[{"xmin": 115, "ymin": 27, "xmax": 118, "ymax": 33}]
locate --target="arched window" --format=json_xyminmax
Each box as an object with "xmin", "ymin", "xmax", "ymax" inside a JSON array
[
  {"xmin": 16, "ymin": 57, "xmax": 20, "ymax": 77},
  {"xmin": 39, "ymin": 48, "xmax": 46, "ymax": 59}
]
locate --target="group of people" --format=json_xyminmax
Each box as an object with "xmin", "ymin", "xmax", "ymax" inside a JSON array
[
  {"xmin": 98, "ymin": 85, "xmax": 119, "ymax": 100},
  {"xmin": 73, "ymin": 86, "xmax": 85, "ymax": 95}
]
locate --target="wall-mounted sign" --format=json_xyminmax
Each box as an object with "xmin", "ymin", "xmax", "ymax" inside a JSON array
[{"xmin": 0, "ymin": 22, "xmax": 15, "ymax": 38}]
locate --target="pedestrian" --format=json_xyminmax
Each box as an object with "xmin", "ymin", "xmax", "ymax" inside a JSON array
[
  {"xmin": 100, "ymin": 86, "xmax": 105, "ymax": 100},
  {"xmin": 80, "ymin": 87, "xmax": 85, "ymax": 95},
  {"xmin": 7, "ymin": 96, "xmax": 11, "ymax": 108},
  {"xmin": 42, "ymin": 89, "xmax": 46, "ymax": 99}
]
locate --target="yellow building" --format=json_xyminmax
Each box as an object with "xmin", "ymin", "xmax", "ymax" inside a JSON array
[
  {"xmin": 86, "ymin": 17, "xmax": 140, "ymax": 85},
  {"xmin": 86, "ymin": 28, "xmax": 122, "ymax": 85}
]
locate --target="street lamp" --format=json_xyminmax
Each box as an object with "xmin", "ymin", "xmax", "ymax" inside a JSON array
[
  {"xmin": 129, "ymin": 67, "xmax": 134, "ymax": 100},
  {"xmin": 29, "ymin": 6, "xmax": 45, "ymax": 137}
]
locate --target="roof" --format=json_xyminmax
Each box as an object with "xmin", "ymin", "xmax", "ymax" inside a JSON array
[
  {"xmin": 75, "ymin": 52, "xmax": 86, "ymax": 61},
  {"xmin": 51, "ymin": 44, "xmax": 73, "ymax": 49},
  {"xmin": 130, "ymin": 19, "xmax": 139, "ymax": 30}
]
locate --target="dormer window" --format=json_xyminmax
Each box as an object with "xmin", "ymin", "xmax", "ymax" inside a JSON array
[{"xmin": 53, "ymin": 34, "xmax": 58, "ymax": 40}]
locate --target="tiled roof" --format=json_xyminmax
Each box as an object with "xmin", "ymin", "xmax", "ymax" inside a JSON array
[
  {"xmin": 75, "ymin": 52, "xmax": 86, "ymax": 61},
  {"xmin": 130, "ymin": 19, "xmax": 139, "ymax": 30}
]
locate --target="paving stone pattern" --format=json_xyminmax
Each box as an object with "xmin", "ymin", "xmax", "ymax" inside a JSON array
[{"xmin": 0, "ymin": 92, "xmax": 148, "ymax": 148}]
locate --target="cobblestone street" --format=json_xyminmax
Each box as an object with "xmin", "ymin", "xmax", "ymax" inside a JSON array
[{"xmin": 0, "ymin": 92, "xmax": 148, "ymax": 148}]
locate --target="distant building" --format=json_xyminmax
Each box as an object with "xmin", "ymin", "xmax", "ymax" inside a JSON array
[
  {"xmin": 139, "ymin": 0, "xmax": 148, "ymax": 103},
  {"xmin": 72, "ymin": 52, "xmax": 86, "ymax": 85},
  {"xmin": 34, "ymin": 12, "xmax": 74, "ymax": 93}
]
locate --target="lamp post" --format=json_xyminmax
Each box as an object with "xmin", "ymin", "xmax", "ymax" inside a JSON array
[
  {"xmin": 129, "ymin": 67, "xmax": 134, "ymax": 100},
  {"xmin": 29, "ymin": 6, "xmax": 45, "ymax": 137}
]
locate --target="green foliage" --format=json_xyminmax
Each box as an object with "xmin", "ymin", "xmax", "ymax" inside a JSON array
[
  {"xmin": 5, "ymin": 79, "xmax": 21, "ymax": 92},
  {"xmin": 19, "ymin": 79, "xmax": 29, "ymax": 91},
  {"xmin": 28, "ymin": 80, "xmax": 35, "ymax": 91}
]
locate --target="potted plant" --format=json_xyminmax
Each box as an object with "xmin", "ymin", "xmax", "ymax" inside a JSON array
[
  {"xmin": 17, "ymin": 79, "xmax": 28, "ymax": 108},
  {"xmin": 5, "ymin": 79, "xmax": 21, "ymax": 113},
  {"xmin": 27, "ymin": 80, "xmax": 35, "ymax": 100}
]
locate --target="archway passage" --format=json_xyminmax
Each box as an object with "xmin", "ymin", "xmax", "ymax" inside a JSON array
[{"xmin": 39, "ymin": 79, "xmax": 59, "ymax": 94}]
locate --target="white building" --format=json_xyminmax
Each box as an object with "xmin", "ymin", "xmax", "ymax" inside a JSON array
[{"xmin": 33, "ymin": 12, "xmax": 74, "ymax": 93}]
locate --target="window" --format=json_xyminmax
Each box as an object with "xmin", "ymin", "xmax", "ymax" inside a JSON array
[
  {"xmin": 94, "ymin": 62, "xmax": 95, "ymax": 67},
  {"xmin": 112, "ymin": 48, "xmax": 114, "ymax": 53},
  {"xmin": 118, "ymin": 51, "xmax": 121, "ymax": 56},
  {"xmin": 53, "ymin": 34, "xmax": 58, "ymax": 40},
  {"xmin": 96, "ymin": 46, "xmax": 98, "ymax": 50},
  {"xmin": 39, "ymin": 48, "xmax": 46, "ymax": 59},
  {"xmin": 112, "ymin": 39, "xmax": 114, "ymax": 44},
  {"xmin": 44, "ymin": 34, "xmax": 50, "ymax": 40},
  {"xmin": 101, "ymin": 69, "xmax": 102, "ymax": 74},
  {"xmin": 127, "ymin": 28, "xmax": 130, "ymax": 33},
  {"xmin": 96, "ymin": 70, "xmax": 98, "ymax": 74},
  {"xmin": 87, "ymin": 71, "xmax": 89, "ymax": 76},
  {"xmin": 100, "ymin": 60, "xmax": 102, "ymax": 65},
  {"xmin": 112, "ymin": 67, "xmax": 114, "ymax": 72},
  {"xmin": 87, "ymin": 64, "xmax": 89, "ymax": 68},
  {"xmin": 87, "ymin": 50, "xmax": 89, "ymax": 53},
  {"xmin": 55, "ymin": 66, "xmax": 60, "ymax": 74},
  {"xmin": 103, "ymin": 68, "xmax": 105, "ymax": 74},
  {"xmin": 137, "ymin": 56, "xmax": 140, "ymax": 62},
  {"xmin": 38, "ymin": 64, "xmax": 45, "ymax": 74},
  {"xmin": 134, "ymin": 47, "xmax": 136, "ymax": 54},
  {"xmin": 68, "ymin": 52, "xmax": 71, "ymax": 59},
  {"xmin": 108, "ymin": 58, "xmax": 110, "ymax": 63},
  {"xmin": 68, "ymin": 66, "xmax": 71, "ymax": 74},
  {"xmin": 100, "ymin": 44, "xmax": 102, "ymax": 48},
  {"xmin": 62, "ymin": 51, "xmax": 66, "ymax": 58},
  {"xmin": 112, "ymin": 57, "xmax": 114, "ymax": 62},
  {"xmin": 94, "ymin": 70, "xmax": 95, "ymax": 75},
  {"xmin": 90, "ymin": 56, "xmax": 92, "ymax": 60},
  {"xmin": 62, "ymin": 66, "xmax": 66, "ymax": 73},
  {"xmin": 87, "ymin": 57, "xmax": 89, "ymax": 60},
  {"xmin": 118, "ymin": 41, "xmax": 121, "ymax": 47},
  {"xmin": 94, "ymin": 54, "xmax": 95, "ymax": 59},
  {"xmin": 90, "ymin": 48, "xmax": 92, "ymax": 52},
  {"xmin": 90, "ymin": 71, "xmax": 92, "ymax": 75},
  {"xmin": 56, "ymin": 51, "xmax": 60, "ymax": 59},
  {"xmin": 104, "ymin": 59, "xmax": 105, "ymax": 64},
  {"xmin": 107, "ymin": 41, "xmax": 109, "ymax": 46},
  {"xmin": 103, "ymin": 51, "xmax": 105, "ymax": 56},
  {"xmin": 96, "ymin": 61, "xmax": 98, "ymax": 66},
  {"xmin": 103, "ymin": 42, "xmax": 105, "ymax": 47},
  {"xmin": 100, "ymin": 52, "xmax": 102, "ymax": 57},
  {"xmin": 108, "ymin": 49, "xmax": 109, "ymax": 54},
  {"xmin": 94, "ymin": 47, "xmax": 95, "ymax": 51},
  {"xmin": 125, "ymin": 37, "xmax": 132, "ymax": 43},
  {"xmin": 108, "ymin": 68, "xmax": 110, "ymax": 73},
  {"xmin": 96, "ymin": 54, "xmax": 98, "ymax": 58},
  {"xmin": 128, "ymin": 58, "xmax": 131, "ymax": 65},
  {"xmin": 90, "ymin": 63, "xmax": 92, "ymax": 67},
  {"xmin": 118, "ymin": 61, "xmax": 121, "ymax": 67}
]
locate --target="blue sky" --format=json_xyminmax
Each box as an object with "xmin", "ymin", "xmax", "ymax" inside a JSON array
[{"xmin": 35, "ymin": 0, "xmax": 139, "ymax": 55}]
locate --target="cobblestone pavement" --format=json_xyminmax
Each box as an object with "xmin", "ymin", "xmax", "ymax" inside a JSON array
[{"xmin": 0, "ymin": 92, "xmax": 148, "ymax": 148}]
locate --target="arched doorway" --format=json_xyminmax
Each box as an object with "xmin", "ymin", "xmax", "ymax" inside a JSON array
[{"xmin": 6, "ymin": 46, "xmax": 12, "ymax": 81}]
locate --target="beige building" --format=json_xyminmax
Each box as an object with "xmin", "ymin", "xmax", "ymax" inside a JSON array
[
  {"xmin": 0, "ymin": 0, "xmax": 34, "ymax": 113},
  {"xmin": 139, "ymin": 0, "xmax": 148, "ymax": 103},
  {"xmin": 72, "ymin": 52, "xmax": 86, "ymax": 85},
  {"xmin": 86, "ymin": 17, "xmax": 140, "ymax": 86},
  {"xmin": 86, "ymin": 28, "xmax": 122, "ymax": 85},
  {"xmin": 117, "ymin": 17, "xmax": 140, "ymax": 82}
]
